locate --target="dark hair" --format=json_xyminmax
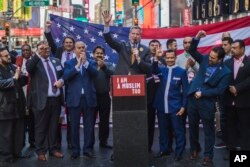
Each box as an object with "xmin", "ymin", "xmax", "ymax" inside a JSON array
[
  {"xmin": 222, "ymin": 37, "xmax": 233, "ymax": 44},
  {"xmin": 93, "ymin": 45, "xmax": 105, "ymax": 54},
  {"xmin": 233, "ymin": 39, "xmax": 245, "ymax": 49},
  {"xmin": 166, "ymin": 38, "xmax": 176, "ymax": 49},
  {"xmin": 149, "ymin": 39, "xmax": 161, "ymax": 47},
  {"xmin": 211, "ymin": 46, "xmax": 225, "ymax": 60},
  {"xmin": 165, "ymin": 49, "xmax": 176, "ymax": 56},
  {"xmin": 21, "ymin": 44, "xmax": 31, "ymax": 50},
  {"xmin": 37, "ymin": 41, "xmax": 48, "ymax": 49},
  {"xmin": 129, "ymin": 26, "xmax": 142, "ymax": 33},
  {"xmin": 63, "ymin": 36, "xmax": 75, "ymax": 45},
  {"xmin": 0, "ymin": 47, "xmax": 7, "ymax": 53}
]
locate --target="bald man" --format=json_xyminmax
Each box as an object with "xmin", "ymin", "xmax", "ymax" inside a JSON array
[{"xmin": 63, "ymin": 41, "xmax": 98, "ymax": 159}]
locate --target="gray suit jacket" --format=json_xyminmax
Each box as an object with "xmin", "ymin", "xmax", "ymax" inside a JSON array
[{"xmin": 26, "ymin": 54, "xmax": 64, "ymax": 111}]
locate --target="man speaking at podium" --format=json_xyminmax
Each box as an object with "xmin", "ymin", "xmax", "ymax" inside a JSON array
[{"xmin": 102, "ymin": 10, "xmax": 151, "ymax": 75}]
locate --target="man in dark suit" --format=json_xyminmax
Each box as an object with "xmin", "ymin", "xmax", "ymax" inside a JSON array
[
  {"xmin": 44, "ymin": 20, "xmax": 75, "ymax": 150},
  {"xmin": 26, "ymin": 41, "xmax": 64, "ymax": 161},
  {"xmin": 102, "ymin": 10, "xmax": 151, "ymax": 75},
  {"xmin": 223, "ymin": 39, "xmax": 250, "ymax": 151},
  {"xmin": 63, "ymin": 41, "xmax": 98, "ymax": 159},
  {"xmin": 144, "ymin": 39, "xmax": 165, "ymax": 152},
  {"xmin": 0, "ymin": 48, "xmax": 27, "ymax": 165},
  {"xmin": 187, "ymin": 30, "xmax": 231, "ymax": 166}
]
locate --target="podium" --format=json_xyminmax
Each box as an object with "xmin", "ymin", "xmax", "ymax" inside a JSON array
[{"xmin": 112, "ymin": 75, "xmax": 148, "ymax": 167}]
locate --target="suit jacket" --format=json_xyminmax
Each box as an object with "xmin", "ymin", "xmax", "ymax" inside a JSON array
[
  {"xmin": 188, "ymin": 38, "xmax": 231, "ymax": 98},
  {"xmin": 0, "ymin": 64, "xmax": 27, "ymax": 120},
  {"xmin": 44, "ymin": 31, "xmax": 64, "ymax": 60},
  {"xmin": 223, "ymin": 56, "xmax": 250, "ymax": 108},
  {"xmin": 63, "ymin": 58, "xmax": 98, "ymax": 108},
  {"xmin": 153, "ymin": 62, "xmax": 188, "ymax": 114},
  {"xmin": 104, "ymin": 32, "xmax": 151, "ymax": 75},
  {"xmin": 26, "ymin": 54, "xmax": 64, "ymax": 111}
]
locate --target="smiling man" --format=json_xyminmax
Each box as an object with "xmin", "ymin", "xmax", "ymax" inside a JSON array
[
  {"xmin": 153, "ymin": 49, "xmax": 188, "ymax": 161},
  {"xmin": 187, "ymin": 30, "xmax": 231, "ymax": 166},
  {"xmin": 102, "ymin": 10, "xmax": 151, "ymax": 75}
]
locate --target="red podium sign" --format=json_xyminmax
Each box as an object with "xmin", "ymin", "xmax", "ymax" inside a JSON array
[{"xmin": 112, "ymin": 75, "xmax": 145, "ymax": 97}]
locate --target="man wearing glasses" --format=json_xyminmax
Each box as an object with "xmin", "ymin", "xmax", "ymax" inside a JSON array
[{"xmin": 26, "ymin": 41, "xmax": 64, "ymax": 161}]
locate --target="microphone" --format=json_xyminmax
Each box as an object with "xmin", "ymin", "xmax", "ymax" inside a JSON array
[{"xmin": 133, "ymin": 41, "xmax": 137, "ymax": 49}]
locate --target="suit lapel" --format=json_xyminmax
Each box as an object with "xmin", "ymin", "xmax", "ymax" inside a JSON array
[
  {"xmin": 235, "ymin": 56, "xmax": 248, "ymax": 81},
  {"xmin": 37, "ymin": 57, "xmax": 48, "ymax": 82},
  {"xmin": 206, "ymin": 66, "xmax": 221, "ymax": 82},
  {"xmin": 125, "ymin": 42, "xmax": 132, "ymax": 65},
  {"xmin": 50, "ymin": 57, "xmax": 59, "ymax": 78}
]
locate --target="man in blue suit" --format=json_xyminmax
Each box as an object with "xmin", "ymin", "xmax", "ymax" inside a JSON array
[
  {"xmin": 153, "ymin": 49, "xmax": 188, "ymax": 161},
  {"xmin": 63, "ymin": 41, "xmax": 98, "ymax": 159},
  {"xmin": 187, "ymin": 31, "xmax": 231, "ymax": 166}
]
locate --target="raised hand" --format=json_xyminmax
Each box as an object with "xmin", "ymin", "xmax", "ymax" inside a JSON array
[
  {"xmin": 186, "ymin": 58, "xmax": 195, "ymax": 68},
  {"xmin": 196, "ymin": 30, "xmax": 206, "ymax": 39},
  {"xmin": 45, "ymin": 20, "xmax": 52, "ymax": 29},
  {"xmin": 155, "ymin": 46, "xmax": 163, "ymax": 60},
  {"xmin": 102, "ymin": 10, "xmax": 112, "ymax": 26}
]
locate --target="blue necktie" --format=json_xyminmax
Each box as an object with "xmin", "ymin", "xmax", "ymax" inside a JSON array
[{"xmin": 45, "ymin": 59, "xmax": 57, "ymax": 94}]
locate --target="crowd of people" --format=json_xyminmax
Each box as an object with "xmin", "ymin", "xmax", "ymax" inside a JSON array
[{"xmin": 0, "ymin": 10, "xmax": 250, "ymax": 167}]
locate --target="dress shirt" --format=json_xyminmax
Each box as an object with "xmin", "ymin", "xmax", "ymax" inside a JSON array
[
  {"xmin": 61, "ymin": 51, "xmax": 74, "ymax": 66},
  {"xmin": 234, "ymin": 56, "xmax": 245, "ymax": 79},
  {"xmin": 40, "ymin": 57, "xmax": 60, "ymax": 97}
]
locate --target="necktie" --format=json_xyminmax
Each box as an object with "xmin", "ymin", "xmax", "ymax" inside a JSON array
[
  {"xmin": 45, "ymin": 59, "xmax": 57, "ymax": 94},
  {"xmin": 66, "ymin": 52, "xmax": 71, "ymax": 61}
]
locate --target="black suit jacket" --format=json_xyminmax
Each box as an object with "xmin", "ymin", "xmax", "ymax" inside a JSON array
[
  {"xmin": 0, "ymin": 64, "xmax": 27, "ymax": 120},
  {"xmin": 26, "ymin": 54, "xmax": 64, "ymax": 111},
  {"xmin": 44, "ymin": 31, "xmax": 64, "ymax": 60},
  {"xmin": 104, "ymin": 32, "xmax": 151, "ymax": 75},
  {"xmin": 223, "ymin": 56, "xmax": 250, "ymax": 108}
]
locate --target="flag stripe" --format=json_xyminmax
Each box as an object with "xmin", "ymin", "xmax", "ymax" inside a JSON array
[
  {"xmin": 141, "ymin": 16, "xmax": 250, "ymax": 39},
  {"xmin": 141, "ymin": 26, "xmax": 250, "ymax": 50}
]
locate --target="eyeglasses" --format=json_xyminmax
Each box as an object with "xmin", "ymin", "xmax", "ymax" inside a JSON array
[{"xmin": 39, "ymin": 47, "xmax": 51, "ymax": 51}]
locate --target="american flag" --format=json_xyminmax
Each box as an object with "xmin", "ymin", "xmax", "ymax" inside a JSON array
[
  {"xmin": 50, "ymin": 14, "xmax": 250, "ymax": 65},
  {"xmin": 49, "ymin": 14, "xmax": 130, "ymax": 67}
]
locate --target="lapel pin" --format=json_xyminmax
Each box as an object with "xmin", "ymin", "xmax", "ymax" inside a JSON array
[
  {"xmin": 139, "ymin": 47, "xmax": 143, "ymax": 52},
  {"xmin": 52, "ymin": 60, "xmax": 56, "ymax": 64},
  {"xmin": 240, "ymin": 63, "xmax": 244, "ymax": 67}
]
